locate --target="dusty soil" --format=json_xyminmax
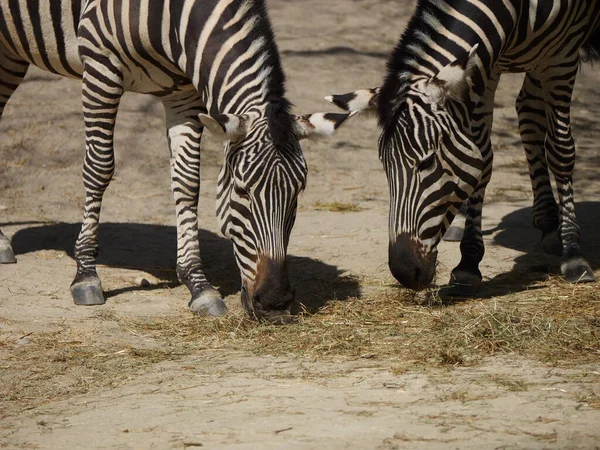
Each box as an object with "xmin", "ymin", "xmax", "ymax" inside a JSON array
[{"xmin": 1, "ymin": 0, "xmax": 600, "ymax": 448}]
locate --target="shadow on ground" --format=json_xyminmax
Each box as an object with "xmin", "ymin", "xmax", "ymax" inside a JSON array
[
  {"xmin": 442, "ymin": 201, "xmax": 600, "ymax": 300},
  {"xmin": 281, "ymin": 46, "xmax": 388, "ymax": 59},
  {"xmin": 8, "ymin": 222, "xmax": 360, "ymax": 312}
]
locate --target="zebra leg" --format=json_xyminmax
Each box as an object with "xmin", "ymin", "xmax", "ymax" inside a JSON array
[
  {"xmin": 449, "ymin": 173, "xmax": 491, "ymax": 295},
  {"xmin": 0, "ymin": 230, "xmax": 16, "ymax": 263},
  {"xmin": 542, "ymin": 64, "xmax": 594, "ymax": 283},
  {"xmin": 162, "ymin": 93, "xmax": 227, "ymax": 316},
  {"xmin": 516, "ymin": 73, "xmax": 561, "ymax": 256},
  {"xmin": 0, "ymin": 48, "xmax": 30, "ymax": 263},
  {"xmin": 70, "ymin": 61, "xmax": 123, "ymax": 306},
  {"xmin": 449, "ymin": 72, "xmax": 500, "ymax": 294}
]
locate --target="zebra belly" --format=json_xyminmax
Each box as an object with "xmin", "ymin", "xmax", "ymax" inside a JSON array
[{"xmin": 118, "ymin": 64, "xmax": 189, "ymax": 96}]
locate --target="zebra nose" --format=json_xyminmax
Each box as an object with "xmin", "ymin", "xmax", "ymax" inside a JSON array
[
  {"xmin": 388, "ymin": 234, "xmax": 436, "ymax": 291},
  {"xmin": 252, "ymin": 280, "xmax": 294, "ymax": 310},
  {"xmin": 248, "ymin": 258, "xmax": 295, "ymax": 317}
]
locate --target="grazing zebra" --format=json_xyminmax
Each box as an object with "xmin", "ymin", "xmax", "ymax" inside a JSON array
[
  {"xmin": 0, "ymin": 0, "xmax": 352, "ymax": 319},
  {"xmin": 328, "ymin": 0, "xmax": 600, "ymax": 293}
]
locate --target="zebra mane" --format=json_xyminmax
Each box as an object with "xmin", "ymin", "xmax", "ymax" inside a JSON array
[
  {"xmin": 250, "ymin": 0, "xmax": 294, "ymax": 148},
  {"xmin": 378, "ymin": 0, "xmax": 439, "ymax": 132}
]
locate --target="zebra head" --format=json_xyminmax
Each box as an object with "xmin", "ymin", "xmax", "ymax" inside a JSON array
[
  {"xmin": 200, "ymin": 109, "xmax": 353, "ymax": 319},
  {"xmin": 327, "ymin": 46, "xmax": 483, "ymax": 290}
]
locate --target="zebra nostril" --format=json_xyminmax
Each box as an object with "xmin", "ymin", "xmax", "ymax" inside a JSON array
[
  {"xmin": 414, "ymin": 267, "xmax": 421, "ymax": 280},
  {"xmin": 253, "ymin": 294, "xmax": 261, "ymax": 305}
]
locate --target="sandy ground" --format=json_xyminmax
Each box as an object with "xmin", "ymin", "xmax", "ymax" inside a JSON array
[{"xmin": 1, "ymin": 0, "xmax": 600, "ymax": 448}]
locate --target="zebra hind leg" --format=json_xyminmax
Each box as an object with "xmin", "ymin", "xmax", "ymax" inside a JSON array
[
  {"xmin": 516, "ymin": 73, "xmax": 561, "ymax": 256},
  {"xmin": 70, "ymin": 59, "xmax": 123, "ymax": 306},
  {"xmin": 542, "ymin": 64, "xmax": 594, "ymax": 283},
  {"xmin": 0, "ymin": 49, "xmax": 30, "ymax": 263}
]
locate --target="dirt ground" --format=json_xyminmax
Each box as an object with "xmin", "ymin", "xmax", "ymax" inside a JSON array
[{"xmin": 1, "ymin": 0, "xmax": 600, "ymax": 448}]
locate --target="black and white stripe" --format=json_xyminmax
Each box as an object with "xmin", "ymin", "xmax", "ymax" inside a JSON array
[
  {"xmin": 0, "ymin": 0, "xmax": 351, "ymax": 318},
  {"xmin": 329, "ymin": 0, "xmax": 600, "ymax": 292}
]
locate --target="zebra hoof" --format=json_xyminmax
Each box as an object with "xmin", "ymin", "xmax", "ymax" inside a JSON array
[
  {"xmin": 0, "ymin": 244, "xmax": 16, "ymax": 264},
  {"xmin": 445, "ymin": 269, "xmax": 482, "ymax": 297},
  {"xmin": 189, "ymin": 289, "xmax": 227, "ymax": 317},
  {"xmin": 541, "ymin": 231, "xmax": 562, "ymax": 256},
  {"xmin": 443, "ymin": 225, "xmax": 464, "ymax": 242},
  {"xmin": 561, "ymin": 257, "xmax": 595, "ymax": 284},
  {"xmin": 71, "ymin": 278, "xmax": 106, "ymax": 306}
]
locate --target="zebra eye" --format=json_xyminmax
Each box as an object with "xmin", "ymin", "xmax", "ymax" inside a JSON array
[
  {"xmin": 234, "ymin": 184, "xmax": 250, "ymax": 199},
  {"xmin": 417, "ymin": 153, "xmax": 436, "ymax": 172}
]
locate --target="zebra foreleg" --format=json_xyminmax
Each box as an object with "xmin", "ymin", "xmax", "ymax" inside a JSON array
[
  {"xmin": 448, "ymin": 73, "xmax": 499, "ymax": 295},
  {"xmin": 0, "ymin": 230, "xmax": 16, "ymax": 263},
  {"xmin": 449, "ymin": 158, "xmax": 493, "ymax": 295},
  {"xmin": 516, "ymin": 73, "xmax": 561, "ymax": 256},
  {"xmin": 542, "ymin": 65, "xmax": 595, "ymax": 283},
  {"xmin": 0, "ymin": 48, "xmax": 30, "ymax": 264},
  {"xmin": 449, "ymin": 189, "xmax": 487, "ymax": 295},
  {"xmin": 163, "ymin": 94, "xmax": 227, "ymax": 316},
  {"xmin": 70, "ymin": 61, "xmax": 123, "ymax": 306}
]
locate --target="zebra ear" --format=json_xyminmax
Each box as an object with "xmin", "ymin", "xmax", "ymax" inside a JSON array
[
  {"xmin": 292, "ymin": 111, "xmax": 356, "ymax": 140},
  {"xmin": 199, "ymin": 113, "xmax": 250, "ymax": 140},
  {"xmin": 427, "ymin": 44, "xmax": 479, "ymax": 103},
  {"xmin": 325, "ymin": 88, "xmax": 379, "ymax": 117}
]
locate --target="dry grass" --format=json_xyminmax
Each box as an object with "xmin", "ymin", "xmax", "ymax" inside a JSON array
[
  {"xmin": 115, "ymin": 277, "xmax": 599, "ymax": 366},
  {"xmin": 2, "ymin": 275, "xmax": 599, "ymax": 417},
  {"xmin": 313, "ymin": 201, "xmax": 363, "ymax": 212}
]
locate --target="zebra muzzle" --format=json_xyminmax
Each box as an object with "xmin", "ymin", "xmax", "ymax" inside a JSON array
[
  {"xmin": 241, "ymin": 258, "xmax": 295, "ymax": 322},
  {"xmin": 388, "ymin": 233, "xmax": 437, "ymax": 291}
]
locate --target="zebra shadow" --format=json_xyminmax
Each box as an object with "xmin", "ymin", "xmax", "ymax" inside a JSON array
[
  {"xmin": 281, "ymin": 46, "xmax": 388, "ymax": 59},
  {"xmin": 8, "ymin": 222, "xmax": 360, "ymax": 313},
  {"xmin": 463, "ymin": 201, "xmax": 600, "ymax": 298}
]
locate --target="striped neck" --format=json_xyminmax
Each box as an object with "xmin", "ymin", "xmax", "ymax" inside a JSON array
[
  {"xmin": 378, "ymin": 0, "xmax": 516, "ymax": 127},
  {"xmin": 175, "ymin": 0, "xmax": 292, "ymax": 146}
]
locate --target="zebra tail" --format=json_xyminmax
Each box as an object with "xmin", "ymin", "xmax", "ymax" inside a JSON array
[{"xmin": 581, "ymin": 27, "xmax": 600, "ymax": 63}]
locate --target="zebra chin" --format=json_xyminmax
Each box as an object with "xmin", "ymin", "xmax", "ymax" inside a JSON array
[
  {"xmin": 240, "ymin": 257, "xmax": 295, "ymax": 324},
  {"xmin": 388, "ymin": 233, "xmax": 437, "ymax": 291}
]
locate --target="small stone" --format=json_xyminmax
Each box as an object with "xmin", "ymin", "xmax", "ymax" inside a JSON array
[
  {"xmin": 17, "ymin": 337, "xmax": 31, "ymax": 345},
  {"xmin": 134, "ymin": 277, "xmax": 151, "ymax": 287}
]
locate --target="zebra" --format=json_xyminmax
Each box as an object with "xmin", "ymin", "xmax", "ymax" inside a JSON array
[
  {"xmin": 0, "ymin": 0, "xmax": 353, "ymax": 320},
  {"xmin": 327, "ymin": 0, "xmax": 600, "ymax": 293}
]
